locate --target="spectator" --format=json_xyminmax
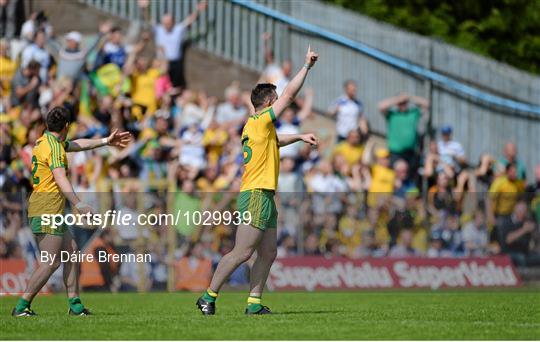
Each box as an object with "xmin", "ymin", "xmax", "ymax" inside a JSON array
[
  {"xmin": 21, "ymin": 29, "xmax": 50, "ymax": 82},
  {"xmin": 328, "ymin": 79, "xmax": 368, "ymax": 141},
  {"xmin": 215, "ymin": 83, "xmax": 247, "ymax": 127},
  {"xmin": 496, "ymin": 142, "xmax": 527, "ymax": 181},
  {"xmin": 393, "ymin": 159, "xmax": 417, "ymax": 199},
  {"xmin": 175, "ymin": 243, "xmax": 212, "ymax": 291},
  {"xmin": 260, "ymin": 32, "xmax": 291, "ymax": 96},
  {"xmin": 9, "ymin": 59, "xmax": 40, "ymax": 107},
  {"xmin": 437, "ymin": 125, "xmax": 466, "ymax": 172},
  {"xmin": 366, "ymin": 148, "xmax": 395, "ymax": 225},
  {"xmin": 499, "ymin": 201, "xmax": 540, "ymax": 267},
  {"xmin": 388, "ymin": 229, "xmax": 418, "ymax": 257},
  {"xmin": 462, "ymin": 210, "xmax": 489, "ymax": 256},
  {"xmin": 80, "ymin": 230, "xmax": 120, "ymax": 292},
  {"xmin": 96, "ymin": 26, "xmax": 127, "ymax": 68},
  {"xmin": 48, "ymin": 23, "xmax": 110, "ymax": 81},
  {"xmin": 487, "ymin": 163, "xmax": 525, "ymax": 229},
  {"xmin": 149, "ymin": 1, "xmax": 207, "ymax": 89},
  {"xmin": 431, "ymin": 212, "xmax": 463, "ymax": 256},
  {"xmin": 333, "ymin": 129, "xmax": 365, "ymax": 167},
  {"xmin": 0, "ymin": 40, "xmax": 16, "ymax": 94},
  {"xmin": 378, "ymin": 93, "xmax": 429, "ymax": 173}
]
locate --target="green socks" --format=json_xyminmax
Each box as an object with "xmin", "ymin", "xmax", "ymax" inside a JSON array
[
  {"xmin": 202, "ymin": 289, "xmax": 218, "ymax": 303},
  {"xmin": 246, "ymin": 295, "xmax": 262, "ymax": 313},
  {"xmin": 68, "ymin": 297, "xmax": 85, "ymax": 314},
  {"xmin": 15, "ymin": 298, "xmax": 30, "ymax": 312}
]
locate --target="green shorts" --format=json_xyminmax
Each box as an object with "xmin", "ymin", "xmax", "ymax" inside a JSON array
[
  {"xmin": 30, "ymin": 216, "xmax": 67, "ymax": 236},
  {"xmin": 237, "ymin": 189, "xmax": 277, "ymax": 230}
]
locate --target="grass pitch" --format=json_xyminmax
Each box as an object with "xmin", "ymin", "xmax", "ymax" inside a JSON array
[{"xmin": 1, "ymin": 289, "xmax": 539, "ymax": 340}]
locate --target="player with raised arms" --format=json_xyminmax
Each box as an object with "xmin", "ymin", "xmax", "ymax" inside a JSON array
[
  {"xmin": 11, "ymin": 106, "xmax": 131, "ymax": 316},
  {"xmin": 197, "ymin": 45, "xmax": 319, "ymax": 315}
]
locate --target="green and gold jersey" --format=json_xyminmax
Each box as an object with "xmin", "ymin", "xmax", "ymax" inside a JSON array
[
  {"xmin": 240, "ymin": 106, "xmax": 279, "ymax": 191},
  {"xmin": 27, "ymin": 131, "xmax": 70, "ymax": 217}
]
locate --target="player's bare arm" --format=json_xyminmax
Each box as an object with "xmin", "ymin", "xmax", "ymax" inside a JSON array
[
  {"xmin": 278, "ymin": 133, "xmax": 318, "ymax": 147},
  {"xmin": 66, "ymin": 129, "xmax": 131, "ymax": 152},
  {"xmin": 272, "ymin": 45, "xmax": 318, "ymax": 117},
  {"xmin": 51, "ymin": 168, "xmax": 94, "ymax": 215}
]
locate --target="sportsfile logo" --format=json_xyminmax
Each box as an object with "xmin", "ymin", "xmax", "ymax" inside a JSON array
[
  {"xmin": 40, "ymin": 210, "xmax": 251, "ymax": 229},
  {"xmin": 268, "ymin": 257, "xmax": 520, "ymax": 290}
]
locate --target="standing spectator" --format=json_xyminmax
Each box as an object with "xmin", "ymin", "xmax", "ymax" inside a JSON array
[
  {"xmin": 260, "ymin": 32, "xmax": 291, "ymax": 96},
  {"xmin": 487, "ymin": 163, "xmax": 525, "ymax": 229},
  {"xmin": 21, "ymin": 29, "xmax": 50, "ymax": 82},
  {"xmin": 0, "ymin": 0, "xmax": 24, "ymax": 39},
  {"xmin": 437, "ymin": 125, "xmax": 466, "ymax": 172},
  {"xmin": 96, "ymin": 26, "xmax": 127, "ymax": 68},
  {"xmin": 496, "ymin": 142, "xmax": 527, "ymax": 181},
  {"xmin": 328, "ymin": 79, "xmax": 368, "ymax": 141},
  {"xmin": 149, "ymin": 1, "xmax": 207, "ymax": 89},
  {"xmin": 0, "ymin": 40, "xmax": 16, "ymax": 94},
  {"xmin": 9, "ymin": 59, "xmax": 40, "ymax": 107},
  {"xmin": 378, "ymin": 93, "xmax": 429, "ymax": 172},
  {"xmin": 48, "ymin": 22, "xmax": 110, "ymax": 81},
  {"xmin": 366, "ymin": 148, "xmax": 395, "ymax": 214},
  {"xmin": 462, "ymin": 210, "xmax": 489, "ymax": 256}
]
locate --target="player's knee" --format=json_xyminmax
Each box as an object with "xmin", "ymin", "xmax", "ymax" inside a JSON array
[{"xmin": 233, "ymin": 248, "xmax": 255, "ymax": 263}]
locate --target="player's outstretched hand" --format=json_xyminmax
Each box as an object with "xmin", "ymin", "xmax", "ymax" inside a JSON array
[
  {"xmin": 305, "ymin": 45, "xmax": 319, "ymax": 68},
  {"xmin": 301, "ymin": 133, "xmax": 318, "ymax": 146},
  {"xmin": 107, "ymin": 129, "xmax": 132, "ymax": 148}
]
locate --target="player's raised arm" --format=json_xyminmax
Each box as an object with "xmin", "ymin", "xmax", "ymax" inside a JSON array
[
  {"xmin": 66, "ymin": 129, "xmax": 131, "ymax": 152},
  {"xmin": 272, "ymin": 45, "xmax": 318, "ymax": 117}
]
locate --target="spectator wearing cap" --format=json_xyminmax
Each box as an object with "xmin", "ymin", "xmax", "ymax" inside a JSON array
[
  {"xmin": 328, "ymin": 80, "xmax": 368, "ymax": 142},
  {"xmin": 496, "ymin": 142, "xmax": 527, "ymax": 181},
  {"xmin": 366, "ymin": 148, "xmax": 395, "ymax": 226},
  {"xmin": 9, "ymin": 59, "xmax": 40, "ymax": 107},
  {"xmin": 47, "ymin": 22, "xmax": 110, "ymax": 81},
  {"xmin": 378, "ymin": 93, "xmax": 429, "ymax": 172},
  {"xmin": 21, "ymin": 29, "xmax": 50, "ymax": 82},
  {"xmin": 437, "ymin": 125, "xmax": 466, "ymax": 172}
]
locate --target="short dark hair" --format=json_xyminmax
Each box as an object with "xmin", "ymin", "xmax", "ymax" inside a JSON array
[
  {"xmin": 26, "ymin": 60, "xmax": 41, "ymax": 71},
  {"xmin": 250, "ymin": 83, "xmax": 276, "ymax": 110},
  {"xmin": 506, "ymin": 162, "xmax": 516, "ymax": 173},
  {"xmin": 111, "ymin": 26, "xmax": 122, "ymax": 33},
  {"xmin": 46, "ymin": 107, "xmax": 70, "ymax": 132}
]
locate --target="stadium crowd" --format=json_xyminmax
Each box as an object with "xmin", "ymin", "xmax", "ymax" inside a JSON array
[{"xmin": 1, "ymin": 1, "xmax": 539, "ymax": 292}]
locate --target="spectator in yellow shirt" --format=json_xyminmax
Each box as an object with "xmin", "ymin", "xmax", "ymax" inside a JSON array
[
  {"xmin": 332, "ymin": 129, "xmax": 365, "ymax": 167},
  {"xmin": 0, "ymin": 40, "xmax": 17, "ymax": 94},
  {"xmin": 487, "ymin": 162, "xmax": 525, "ymax": 228},
  {"xmin": 367, "ymin": 148, "xmax": 396, "ymax": 226}
]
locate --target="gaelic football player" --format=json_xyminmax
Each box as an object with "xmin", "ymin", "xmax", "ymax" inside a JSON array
[
  {"xmin": 197, "ymin": 46, "xmax": 319, "ymax": 315},
  {"xmin": 12, "ymin": 106, "xmax": 130, "ymax": 316}
]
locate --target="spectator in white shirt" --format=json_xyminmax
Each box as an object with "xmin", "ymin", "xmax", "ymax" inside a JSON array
[
  {"xmin": 462, "ymin": 210, "xmax": 489, "ymax": 256},
  {"xmin": 148, "ymin": 0, "xmax": 207, "ymax": 89},
  {"xmin": 437, "ymin": 125, "xmax": 466, "ymax": 171},
  {"xmin": 328, "ymin": 80, "xmax": 368, "ymax": 141},
  {"xmin": 215, "ymin": 84, "xmax": 247, "ymax": 127},
  {"xmin": 21, "ymin": 29, "xmax": 50, "ymax": 82}
]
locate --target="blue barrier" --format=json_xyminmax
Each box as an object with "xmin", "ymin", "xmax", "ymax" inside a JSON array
[{"xmin": 231, "ymin": 0, "xmax": 540, "ymax": 116}]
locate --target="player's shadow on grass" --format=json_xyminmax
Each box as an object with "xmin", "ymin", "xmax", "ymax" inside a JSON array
[{"xmin": 275, "ymin": 310, "xmax": 343, "ymax": 315}]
